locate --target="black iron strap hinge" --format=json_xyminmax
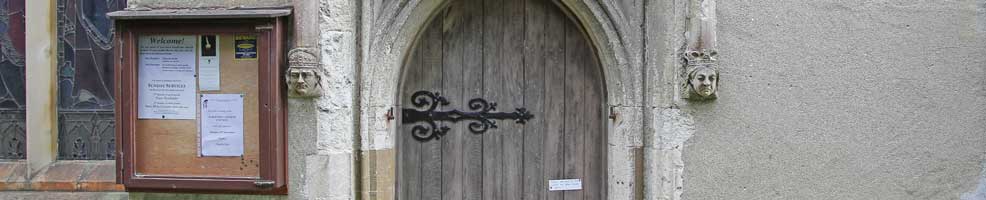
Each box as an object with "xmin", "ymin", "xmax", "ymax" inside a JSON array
[{"xmin": 401, "ymin": 91, "xmax": 534, "ymax": 142}]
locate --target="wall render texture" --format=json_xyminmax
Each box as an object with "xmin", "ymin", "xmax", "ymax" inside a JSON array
[{"xmin": 681, "ymin": 0, "xmax": 986, "ymax": 199}]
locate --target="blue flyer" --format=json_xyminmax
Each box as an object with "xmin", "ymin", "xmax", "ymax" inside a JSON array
[{"xmin": 234, "ymin": 35, "xmax": 257, "ymax": 60}]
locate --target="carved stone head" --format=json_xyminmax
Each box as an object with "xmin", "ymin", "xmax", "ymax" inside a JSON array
[
  {"xmin": 683, "ymin": 50, "xmax": 719, "ymax": 100},
  {"xmin": 286, "ymin": 67, "xmax": 322, "ymax": 97},
  {"xmin": 286, "ymin": 48, "xmax": 323, "ymax": 98},
  {"xmin": 687, "ymin": 65, "xmax": 718, "ymax": 98}
]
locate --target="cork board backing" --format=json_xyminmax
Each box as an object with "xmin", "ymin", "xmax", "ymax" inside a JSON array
[{"xmin": 134, "ymin": 33, "xmax": 260, "ymax": 178}]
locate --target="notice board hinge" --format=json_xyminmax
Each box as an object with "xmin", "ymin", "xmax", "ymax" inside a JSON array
[
  {"xmin": 254, "ymin": 180, "xmax": 275, "ymax": 188},
  {"xmin": 118, "ymin": 40, "xmax": 124, "ymax": 63}
]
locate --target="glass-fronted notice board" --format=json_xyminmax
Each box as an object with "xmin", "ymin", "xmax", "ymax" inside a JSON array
[
  {"xmin": 111, "ymin": 14, "xmax": 288, "ymax": 193},
  {"xmin": 134, "ymin": 33, "xmax": 261, "ymax": 177}
]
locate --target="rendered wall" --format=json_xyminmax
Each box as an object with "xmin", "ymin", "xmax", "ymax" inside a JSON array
[{"xmin": 681, "ymin": 0, "xmax": 986, "ymax": 199}]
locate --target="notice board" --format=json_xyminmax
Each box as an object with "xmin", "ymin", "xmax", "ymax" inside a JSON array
[
  {"xmin": 133, "ymin": 33, "xmax": 262, "ymax": 177},
  {"xmin": 112, "ymin": 15, "xmax": 288, "ymax": 193}
]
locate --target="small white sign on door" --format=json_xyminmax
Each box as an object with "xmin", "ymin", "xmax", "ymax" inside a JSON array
[{"xmin": 548, "ymin": 179, "xmax": 582, "ymax": 191}]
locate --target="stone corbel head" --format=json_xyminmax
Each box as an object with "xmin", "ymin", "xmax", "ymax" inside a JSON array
[
  {"xmin": 285, "ymin": 48, "xmax": 323, "ymax": 98},
  {"xmin": 683, "ymin": 50, "xmax": 719, "ymax": 100},
  {"xmin": 682, "ymin": 0, "xmax": 719, "ymax": 101}
]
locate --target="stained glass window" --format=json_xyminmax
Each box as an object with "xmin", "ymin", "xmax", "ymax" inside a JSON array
[
  {"xmin": 56, "ymin": 0, "xmax": 125, "ymax": 160},
  {"xmin": 0, "ymin": 0, "xmax": 26, "ymax": 160}
]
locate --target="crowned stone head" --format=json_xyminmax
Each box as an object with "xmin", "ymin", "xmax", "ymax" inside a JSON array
[
  {"xmin": 682, "ymin": 49, "xmax": 719, "ymax": 100},
  {"xmin": 285, "ymin": 48, "xmax": 323, "ymax": 98}
]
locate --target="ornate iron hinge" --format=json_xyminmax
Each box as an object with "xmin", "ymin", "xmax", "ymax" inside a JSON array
[{"xmin": 402, "ymin": 91, "xmax": 534, "ymax": 142}]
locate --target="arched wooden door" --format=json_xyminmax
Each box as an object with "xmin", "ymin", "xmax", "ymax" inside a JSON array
[{"xmin": 398, "ymin": 0, "xmax": 605, "ymax": 199}]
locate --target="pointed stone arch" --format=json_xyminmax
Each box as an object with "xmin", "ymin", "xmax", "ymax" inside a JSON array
[{"xmin": 357, "ymin": 0, "xmax": 646, "ymax": 199}]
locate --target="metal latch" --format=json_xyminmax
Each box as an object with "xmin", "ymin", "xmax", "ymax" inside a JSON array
[{"xmin": 254, "ymin": 180, "xmax": 275, "ymax": 188}]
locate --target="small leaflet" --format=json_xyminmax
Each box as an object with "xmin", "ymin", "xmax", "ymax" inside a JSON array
[
  {"xmin": 234, "ymin": 35, "xmax": 258, "ymax": 60},
  {"xmin": 200, "ymin": 94, "xmax": 244, "ymax": 157},
  {"xmin": 198, "ymin": 35, "xmax": 221, "ymax": 91}
]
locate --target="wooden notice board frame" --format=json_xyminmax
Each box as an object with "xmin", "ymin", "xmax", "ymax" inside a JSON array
[{"xmin": 111, "ymin": 13, "xmax": 288, "ymax": 194}]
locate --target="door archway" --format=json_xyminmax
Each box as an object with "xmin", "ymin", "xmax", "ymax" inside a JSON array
[{"xmin": 398, "ymin": 0, "xmax": 607, "ymax": 199}]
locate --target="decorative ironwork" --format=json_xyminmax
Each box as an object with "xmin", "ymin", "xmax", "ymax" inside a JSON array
[
  {"xmin": 402, "ymin": 91, "xmax": 534, "ymax": 142},
  {"xmin": 57, "ymin": 112, "xmax": 115, "ymax": 160},
  {"xmin": 0, "ymin": 111, "xmax": 25, "ymax": 159}
]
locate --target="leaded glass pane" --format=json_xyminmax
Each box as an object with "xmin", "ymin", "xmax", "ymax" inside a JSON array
[
  {"xmin": 0, "ymin": 0, "xmax": 26, "ymax": 160},
  {"xmin": 56, "ymin": 0, "xmax": 125, "ymax": 160}
]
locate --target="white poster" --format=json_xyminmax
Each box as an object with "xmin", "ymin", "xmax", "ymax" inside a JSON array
[
  {"xmin": 198, "ymin": 35, "xmax": 221, "ymax": 91},
  {"xmin": 138, "ymin": 35, "xmax": 197, "ymax": 119},
  {"xmin": 200, "ymin": 94, "xmax": 245, "ymax": 157}
]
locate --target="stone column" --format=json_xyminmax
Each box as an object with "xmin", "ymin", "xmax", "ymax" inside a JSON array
[
  {"xmin": 25, "ymin": 0, "xmax": 58, "ymax": 173},
  {"xmin": 287, "ymin": 0, "xmax": 360, "ymax": 199},
  {"xmin": 287, "ymin": 0, "xmax": 324, "ymax": 199}
]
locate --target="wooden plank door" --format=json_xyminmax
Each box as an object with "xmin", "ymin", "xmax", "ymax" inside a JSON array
[{"xmin": 398, "ymin": 0, "xmax": 605, "ymax": 199}]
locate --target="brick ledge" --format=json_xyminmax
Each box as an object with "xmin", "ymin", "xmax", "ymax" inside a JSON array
[{"xmin": 0, "ymin": 160, "xmax": 123, "ymax": 191}]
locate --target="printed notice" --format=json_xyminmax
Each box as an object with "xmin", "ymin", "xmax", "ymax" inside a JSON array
[
  {"xmin": 200, "ymin": 94, "xmax": 244, "ymax": 157},
  {"xmin": 198, "ymin": 35, "xmax": 221, "ymax": 91},
  {"xmin": 138, "ymin": 35, "xmax": 197, "ymax": 119},
  {"xmin": 234, "ymin": 35, "xmax": 257, "ymax": 60},
  {"xmin": 548, "ymin": 179, "xmax": 582, "ymax": 191}
]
